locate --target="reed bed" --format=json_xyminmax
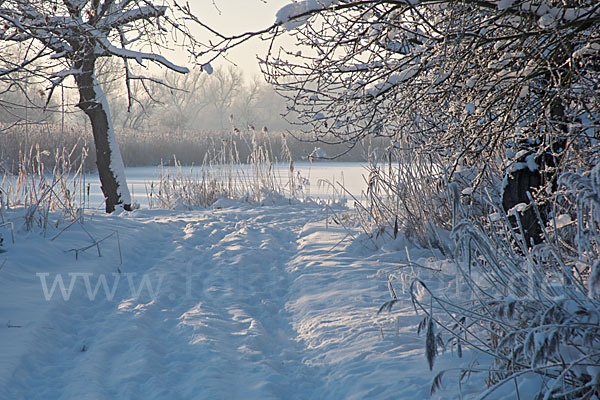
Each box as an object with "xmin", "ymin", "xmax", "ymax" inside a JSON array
[
  {"xmin": 0, "ymin": 122, "xmax": 378, "ymax": 174},
  {"xmin": 0, "ymin": 142, "xmax": 87, "ymax": 232},
  {"xmin": 146, "ymin": 131, "xmax": 309, "ymax": 209}
]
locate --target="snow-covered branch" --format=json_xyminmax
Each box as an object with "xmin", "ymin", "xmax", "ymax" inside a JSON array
[
  {"xmin": 99, "ymin": 5, "xmax": 166, "ymax": 30},
  {"xmin": 93, "ymin": 30, "xmax": 189, "ymax": 73}
]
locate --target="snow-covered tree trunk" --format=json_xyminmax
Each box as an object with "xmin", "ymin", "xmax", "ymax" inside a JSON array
[{"xmin": 75, "ymin": 57, "xmax": 131, "ymax": 213}]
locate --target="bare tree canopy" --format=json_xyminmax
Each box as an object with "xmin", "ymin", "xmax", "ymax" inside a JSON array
[{"xmin": 197, "ymin": 0, "xmax": 600, "ymax": 184}]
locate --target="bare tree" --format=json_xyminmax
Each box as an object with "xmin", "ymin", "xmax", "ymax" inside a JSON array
[
  {"xmin": 201, "ymin": 66, "xmax": 243, "ymax": 130},
  {"xmin": 232, "ymin": 75, "xmax": 262, "ymax": 128},
  {"xmin": 154, "ymin": 68, "xmax": 208, "ymax": 132},
  {"xmin": 116, "ymin": 78, "xmax": 159, "ymax": 131},
  {"xmin": 229, "ymin": 75, "xmax": 292, "ymax": 131},
  {"xmin": 153, "ymin": 67, "xmax": 292, "ymax": 133},
  {"xmin": 0, "ymin": 0, "xmax": 214, "ymax": 212}
]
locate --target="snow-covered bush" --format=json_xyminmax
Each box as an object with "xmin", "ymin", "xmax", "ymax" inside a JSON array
[{"xmin": 393, "ymin": 163, "xmax": 600, "ymax": 398}]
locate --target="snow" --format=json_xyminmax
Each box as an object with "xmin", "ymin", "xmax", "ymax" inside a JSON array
[
  {"xmin": 0, "ymin": 202, "xmax": 478, "ymax": 399},
  {"xmin": 92, "ymin": 78, "xmax": 132, "ymax": 206},
  {"xmin": 275, "ymin": 0, "xmax": 339, "ymax": 31},
  {"xmin": 94, "ymin": 32, "xmax": 189, "ymax": 74},
  {"xmin": 554, "ymin": 213, "xmax": 572, "ymax": 229},
  {"xmin": 100, "ymin": 5, "xmax": 166, "ymax": 30},
  {"xmin": 388, "ymin": 67, "xmax": 418, "ymax": 84},
  {"xmin": 573, "ymin": 42, "xmax": 600, "ymax": 59},
  {"xmin": 525, "ymin": 153, "xmax": 538, "ymax": 171},
  {"xmin": 202, "ymin": 63, "xmax": 214, "ymax": 74},
  {"xmin": 516, "ymin": 2, "xmax": 600, "ymax": 24},
  {"xmin": 587, "ymin": 260, "xmax": 600, "ymax": 297},
  {"xmin": 497, "ymin": 0, "xmax": 516, "ymax": 10},
  {"xmin": 537, "ymin": 13, "xmax": 556, "ymax": 28},
  {"xmin": 519, "ymin": 85, "xmax": 529, "ymax": 98},
  {"xmin": 365, "ymin": 67, "xmax": 418, "ymax": 97},
  {"xmin": 507, "ymin": 202, "xmax": 529, "ymax": 215}
]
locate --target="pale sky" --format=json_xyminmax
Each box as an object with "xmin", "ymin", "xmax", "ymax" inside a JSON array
[{"xmin": 183, "ymin": 0, "xmax": 292, "ymax": 79}]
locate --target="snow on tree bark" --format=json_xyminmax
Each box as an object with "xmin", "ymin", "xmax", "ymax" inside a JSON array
[{"xmin": 75, "ymin": 58, "xmax": 131, "ymax": 212}]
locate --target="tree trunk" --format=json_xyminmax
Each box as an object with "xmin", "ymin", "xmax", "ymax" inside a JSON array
[
  {"xmin": 75, "ymin": 58, "xmax": 131, "ymax": 213},
  {"xmin": 502, "ymin": 146, "xmax": 544, "ymax": 246},
  {"xmin": 502, "ymin": 98, "xmax": 567, "ymax": 247}
]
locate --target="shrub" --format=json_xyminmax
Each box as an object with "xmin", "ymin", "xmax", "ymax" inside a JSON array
[{"xmin": 377, "ymin": 160, "xmax": 600, "ymax": 398}]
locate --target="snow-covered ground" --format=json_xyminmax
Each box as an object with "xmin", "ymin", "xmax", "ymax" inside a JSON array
[{"xmin": 1, "ymin": 201, "xmax": 484, "ymax": 399}]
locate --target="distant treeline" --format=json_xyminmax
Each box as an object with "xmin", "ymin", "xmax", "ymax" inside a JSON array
[{"xmin": 0, "ymin": 122, "xmax": 383, "ymax": 173}]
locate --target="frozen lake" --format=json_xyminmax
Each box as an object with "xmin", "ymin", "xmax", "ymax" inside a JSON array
[{"xmin": 82, "ymin": 161, "xmax": 369, "ymax": 209}]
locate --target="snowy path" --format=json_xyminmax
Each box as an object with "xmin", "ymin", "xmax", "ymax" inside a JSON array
[{"xmin": 2, "ymin": 203, "xmax": 468, "ymax": 399}]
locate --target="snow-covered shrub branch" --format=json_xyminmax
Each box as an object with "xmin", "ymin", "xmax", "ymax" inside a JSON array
[{"xmin": 393, "ymin": 164, "xmax": 600, "ymax": 398}]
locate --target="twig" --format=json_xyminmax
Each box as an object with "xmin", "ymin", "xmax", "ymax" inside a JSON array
[
  {"xmin": 65, "ymin": 230, "xmax": 121, "ymax": 264},
  {"xmin": 0, "ymin": 222, "xmax": 15, "ymax": 244},
  {"xmin": 7, "ymin": 320, "xmax": 22, "ymax": 328},
  {"xmin": 50, "ymin": 215, "xmax": 82, "ymax": 241}
]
